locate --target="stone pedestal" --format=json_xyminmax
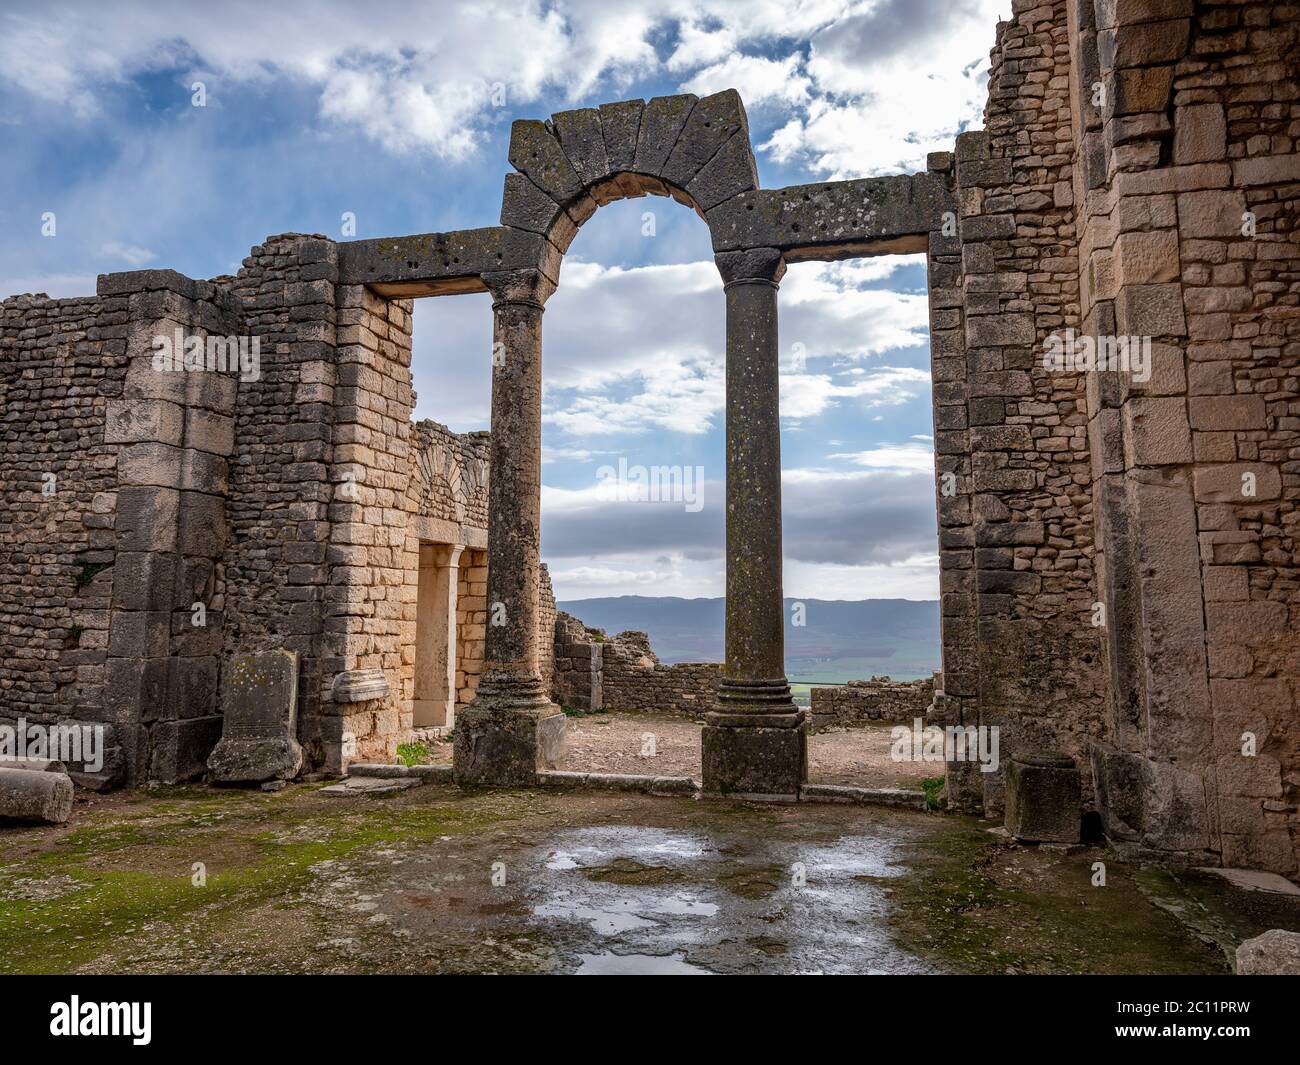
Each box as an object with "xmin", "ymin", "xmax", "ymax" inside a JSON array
[
  {"xmin": 453, "ymin": 700, "xmax": 566, "ymax": 787},
  {"xmin": 703, "ymin": 248, "xmax": 805, "ymax": 798},
  {"xmin": 1005, "ymin": 751, "xmax": 1081, "ymax": 843},
  {"xmin": 207, "ymin": 650, "xmax": 303, "ymax": 784},
  {"xmin": 452, "ymin": 268, "xmax": 567, "ymax": 786},
  {"xmin": 702, "ymin": 718, "xmax": 806, "ymax": 797}
]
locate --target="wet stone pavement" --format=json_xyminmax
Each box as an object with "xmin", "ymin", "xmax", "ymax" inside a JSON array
[
  {"xmin": 366, "ymin": 818, "xmax": 938, "ymax": 974},
  {"xmin": 3, "ymin": 783, "xmax": 1292, "ymax": 974}
]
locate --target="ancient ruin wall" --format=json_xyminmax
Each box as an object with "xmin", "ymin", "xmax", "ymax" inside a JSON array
[
  {"xmin": 809, "ymin": 677, "xmax": 935, "ymax": 732},
  {"xmin": 1071, "ymin": 0, "xmax": 1300, "ymax": 872},
  {"xmin": 0, "ymin": 293, "xmax": 122, "ymax": 771},
  {"xmin": 409, "ymin": 421, "xmax": 489, "ymax": 529},
  {"xmin": 554, "ymin": 622, "xmax": 720, "ymax": 714},
  {"xmin": 931, "ymin": 0, "xmax": 1108, "ymax": 815}
]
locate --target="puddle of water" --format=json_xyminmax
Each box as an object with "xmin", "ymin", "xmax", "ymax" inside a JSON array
[
  {"xmin": 535, "ymin": 892, "xmax": 717, "ymax": 934},
  {"xmin": 575, "ymin": 951, "xmax": 711, "ymax": 975}
]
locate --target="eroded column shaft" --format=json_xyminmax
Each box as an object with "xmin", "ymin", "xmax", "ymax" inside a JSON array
[
  {"xmin": 453, "ymin": 268, "xmax": 565, "ymax": 786},
  {"xmin": 704, "ymin": 248, "xmax": 805, "ymax": 796},
  {"xmin": 478, "ymin": 293, "xmax": 547, "ymax": 706}
]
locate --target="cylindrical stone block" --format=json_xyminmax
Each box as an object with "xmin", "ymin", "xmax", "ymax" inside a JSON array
[{"xmin": 0, "ymin": 767, "xmax": 74, "ymax": 824}]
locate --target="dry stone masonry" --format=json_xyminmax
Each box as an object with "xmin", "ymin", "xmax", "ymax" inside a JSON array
[
  {"xmin": 0, "ymin": 1, "xmax": 1297, "ymax": 871},
  {"xmin": 808, "ymin": 677, "xmax": 935, "ymax": 732}
]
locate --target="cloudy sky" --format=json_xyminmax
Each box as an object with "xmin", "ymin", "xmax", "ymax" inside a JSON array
[{"xmin": 0, "ymin": 0, "xmax": 1003, "ymax": 602}]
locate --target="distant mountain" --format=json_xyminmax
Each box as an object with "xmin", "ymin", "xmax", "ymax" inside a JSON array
[{"xmin": 556, "ymin": 596, "xmax": 940, "ymax": 682}]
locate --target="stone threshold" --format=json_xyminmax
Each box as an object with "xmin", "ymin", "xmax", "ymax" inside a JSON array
[{"xmin": 330, "ymin": 763, "xmax": 928, "ymax": 810}]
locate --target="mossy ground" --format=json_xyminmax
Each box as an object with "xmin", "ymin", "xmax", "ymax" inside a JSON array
[{"xmin": 1, "ymin": 783, "xmax": 1294, "ymax": 974}]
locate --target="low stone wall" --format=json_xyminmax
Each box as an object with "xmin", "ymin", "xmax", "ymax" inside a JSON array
[
  {"xmin": 555, "ymin": 623, "xmax": 719, "ymax": 715},
  {"xmin": 553, "ymin": 612, "xmax": 603, "ymax": 710},
  {"xmin": 809, "ymin": 676, "xmax": 934, "ymax": 732}
]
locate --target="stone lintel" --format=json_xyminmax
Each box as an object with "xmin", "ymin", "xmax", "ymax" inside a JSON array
[
  {"xmin": 707, "ymin": 172, "xmax": 948, "ymax": 258},
  {"xmin": 338, "ymin": 228, "xmax": 557, "ymax": 296}
]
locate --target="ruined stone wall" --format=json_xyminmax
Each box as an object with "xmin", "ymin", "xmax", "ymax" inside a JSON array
[
  {"xmin": 1, "ymin": 273, "xmax": 247, "ymax": 785},
  {"xmin": 809, "ymin": 677, "xmax": 935, "ymax": 732},
  {"xmin": 0, "ymin": 293, "xmax": 121, "ymax": 769},
  {"xmin": 455, "ymin": 547, "xmax": 487, "ymax": 709},
  {"xmin": 538, "ymin": 563, "xmax": 556, "ymax": 697},
  {"xmin": 553, "ymin": 611, "xmax": 603, "ymax": 710},
  {"xmin": 217, "ymin": 235, "xmax": 339, "ymax": 766},
  {"xmin": 1070, "ymin": 0, "xmax": 1300, "ymax": 873},
  {"xmin": 930, "ymin": 0, "xmax": 1108, "ymax": 816},
  {"xmin": 933, "ymin": 0, "xmax": 1300, "ymax": 872},
  {"xmin": 327, "ymin": 284, "xmax": 417, "ymax": 766},
  {"xmin": 409, "ymin": 421, "xmax": 489, "ymax": 528},
  {"xmin": 550, "ymin": 615, "xmax": 720, "ymax": 713}
]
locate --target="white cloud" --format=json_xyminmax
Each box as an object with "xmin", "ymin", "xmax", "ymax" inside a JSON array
[
  {"xmin": 678, "ymin": 53, "xmax": 811, "ymax": 108},
  {"xmin": 826, "ymin": 442, "xmax": 934, "ymax": 473},
  {"xmin": 100, "ymin": 241, "xmax": 155, "ymax": 266},
  {"xmin": 0, "ymin": 0, "xmax": 1000, "ymax": 169}
]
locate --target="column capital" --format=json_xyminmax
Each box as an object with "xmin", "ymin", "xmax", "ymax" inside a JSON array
[
  {"xmin": 715, "ymin": 247, "xmax": 786, "ymax": 288},
  {"xmin": 481, "ymin": 267, "xmax": 556, "ymax": 310}
]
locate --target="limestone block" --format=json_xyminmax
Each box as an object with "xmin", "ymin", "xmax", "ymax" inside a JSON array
[
  {"xmin": 598, "ymin": 99, "xmax": 643, "ymax": 172},
  {"xmin": 0, "ymin": 767, "xmax": 74, "ymax": 824},
  {"xmin": 631, "ymin": 94, "xmax": 697, "ymax": 177},
  {"xmin": 551, "ymin": 107, "xmax": 610, "ymax": 188},
  {"xmin": 1193, "ymin": 464, "xmax": 1281, "ymax": 503},
  {"xmin": 662, "ymin": 89, "xmax": 748, "ymax": 191},
  {"xmin": 1114, "ymin": 229, "xmax": 1180, "ymax": 285},
  {"xmin": 1174, "ymin": 103, "xmax": 1226, "ymax": 165},
  {"xmin": 702, "ymin": 721, "xmax": 806, "ymax": 797},
  {"xmin": 207, "ymin": 650, "xmax": 303, "ymax": 783},
  {"xmin": 1115, "ymin": 282, "xmax": 1186, "ymax": 336},
  {"xmin": 1123, "ymin": 396, "xmax": 1192, "ymax": 466},
  {"xmin": 151, "ymin": 715, "xmax": 223, "ymax": 784},
  {"xmin": 1005, "ymin": 752, "xmax": 1081, "ymax": 843},
  {"xmin": 687, "ymin": 131, "xmax": 758, "ymax": 212},
  {"xmin": 507, "ymin": 120, "xmax": 583, "ymax": 206},
  {"xmin": 1176, "ymin": 190, "xmax": 1247, "ymax": 240},
  {"xmin": 453, "ymin": 704, "xmax": 566, "ymax": 786},
  {"xmin": 1236, "ymin": 930, "xmax": 1300, "ymax": 975}
]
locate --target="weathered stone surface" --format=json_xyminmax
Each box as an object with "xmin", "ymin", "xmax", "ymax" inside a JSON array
[
  {"xmin": 1236, "ymin": 930, "xmax": 1300, "ymax": 975},
  {"xmin": 701, "ymin": 721, "xmax": 807, "ymax": 797},
  {"xmin": 1005, "ymin": 753, "xmax": 1081, "ymax": 843},
  {"xmin": 0, "ymin": 767, "xmax": 74, "ymax": 824},
  {"xmin": 508, "ymin": 119, "xmax": 584, "ymax": 205},
  {"xmin": 598, "ymin": 99, "xmax": 643, "ymax": 172},
  {"xmin": 207, "ymin": 650, "xmax": 303, "ymax": 783},
  {"xmin": 662, "ymin": 89, "xmax": 749, "ymax": 191},
  {"xmin": 551, "ymin": 107, "xmax": 610, "ymax": 188},
  {"xmin": 337, "ymin": 228, "xmax": 506, "ymax": 295},
  {"xmin": 708, "ymin": 174, "xmax": 942, "ymax": 257},
  {"xmin": 631, "ymin": 94, "xmax": 697, "ymax": 177},
  {"xmin": 453, "ymin": 703, "xmax": 565, "ymax": 787},
  {"xmin": 500, "ymin": 173, "xmax": 575, "ymax": 250}
]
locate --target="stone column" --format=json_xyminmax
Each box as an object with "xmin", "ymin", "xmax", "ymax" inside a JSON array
[
  {"xmin": 702, "ymin": 248, "xmax": 806, "ymax": 797},
  {"xmin": 453, "ymin": 268, "xmax": 566, "ymax": 785}
]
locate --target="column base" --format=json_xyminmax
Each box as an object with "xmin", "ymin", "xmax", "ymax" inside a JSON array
[
  {"xmin": 453, "ymin": 673, "xmax": 566, "ymax": 786},
  {"xmin": 702, "ymin": 711, "xmax": 807, "ymax": 798}
]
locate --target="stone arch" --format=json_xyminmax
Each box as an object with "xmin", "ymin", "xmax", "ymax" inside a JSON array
[{"xmin": 499, "ymin": 90, "xmax": 758, "ymax": 265}]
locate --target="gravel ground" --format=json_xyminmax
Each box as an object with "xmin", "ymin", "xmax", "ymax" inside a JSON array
[{"xmin": 426, "ymin": 712, "xmax": 939, "ymax": 790}]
